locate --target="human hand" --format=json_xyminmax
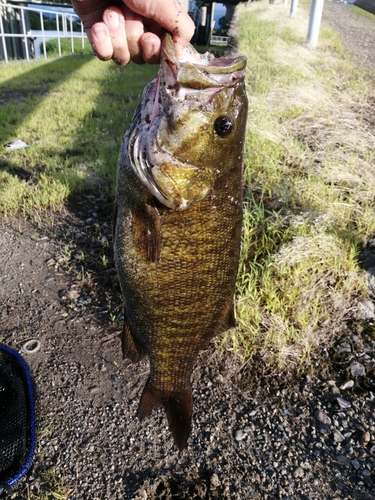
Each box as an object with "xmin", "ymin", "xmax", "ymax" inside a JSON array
[{"xmin": 71, "ymin": 0, "xmax": 195, "ymax": 65}]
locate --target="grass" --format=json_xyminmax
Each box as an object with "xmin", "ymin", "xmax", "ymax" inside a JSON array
[
  {"xmin": 42, "ymin": 37, "xmax": 93, "ymax": 57},
  {"xmin": 0, "ymin": 56, "xmax": 157, "ymax": 215},
  {"xmin": 351, "ymin": 4, "xmax": 375, "ymax": 19},
  {"xmin": 1, "ymin": 2, "xmax": 374, "ymax": 372},
  {"xmin": 224, "ymin": 2, "xmax": 375, "ymax": 370}
]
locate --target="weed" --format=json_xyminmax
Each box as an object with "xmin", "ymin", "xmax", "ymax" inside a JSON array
[{"xmin": 226, "ymin": 1, "xmax": 373, "ymax": 369}]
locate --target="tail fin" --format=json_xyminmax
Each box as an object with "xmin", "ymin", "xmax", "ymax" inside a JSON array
[{"xmin": 137, "ymin": 383, "xmax": 193, "ymax": 452}]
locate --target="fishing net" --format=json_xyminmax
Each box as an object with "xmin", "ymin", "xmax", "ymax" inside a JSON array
[{"xmin": 0, "ymin": 344, "xmax": 36, "ymax": 496}]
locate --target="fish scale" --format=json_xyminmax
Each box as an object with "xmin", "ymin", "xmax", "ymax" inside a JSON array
[{"xmin": 114, "ymin": 33, "xmax": 248, "ymax": 451}]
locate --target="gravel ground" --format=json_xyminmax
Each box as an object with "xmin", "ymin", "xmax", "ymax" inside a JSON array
[
  {"xmin": 323, "ymin": 1, "xmax": 375, "ymax": 74},
  {"xmin": 1, "ymin": 3, "xmax": 375, "ymax": 499}
]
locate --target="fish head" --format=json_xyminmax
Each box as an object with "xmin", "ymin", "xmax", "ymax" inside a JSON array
[{"xmin": 126, "ymin": 33, "xmax": 248, "ymax": 210}]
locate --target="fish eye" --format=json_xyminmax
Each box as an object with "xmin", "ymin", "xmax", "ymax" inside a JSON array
[{"xmin": 214, "ymin": 115, "xmax": 234, "ymax": 137}]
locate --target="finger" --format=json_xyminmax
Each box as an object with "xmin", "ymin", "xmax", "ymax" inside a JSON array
[
  {"xmin": 124, "ymin": 0, "xmax": 195, "ymax": 58},
  {"xmin": 88, "ymin": 23, "xmax": 113, "ymax": 61},
  {"xmin": 71, "ymin": 0, "xmax": 107, "ymax": 27},
  {"xmin": 103, "ymin": 7, "xmax": 130, "ymax": 66},
  {"xmin": 121, "ymin": 6, "xmax": 144, "ymax": 64},
  {"xmin": 140, "ymin": 32, "xmax": 161, "ymax": 64}
]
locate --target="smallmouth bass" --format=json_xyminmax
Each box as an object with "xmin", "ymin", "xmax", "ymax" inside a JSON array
[{"xmin": 114, "ymin": 33, "xmax": 248, "ymax": 451}]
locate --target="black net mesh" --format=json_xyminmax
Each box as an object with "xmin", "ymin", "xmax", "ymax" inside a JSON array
[{"xmin": 0, "ymin": 347, "xmax": 33, "ymax": 488}]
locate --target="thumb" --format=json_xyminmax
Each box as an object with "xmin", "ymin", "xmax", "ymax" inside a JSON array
[{"xmin": 124, "ymin": 0, "xmax": 195, "ymax": 56}]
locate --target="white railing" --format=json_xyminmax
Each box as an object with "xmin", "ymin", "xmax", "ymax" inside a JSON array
[
  {"xmin": 0, "ymin": 3, "xmax": 88, "ymax": 63},
  {"xmin": 210, "ymin": 35, "xmax": 230, "ymax": 46}
]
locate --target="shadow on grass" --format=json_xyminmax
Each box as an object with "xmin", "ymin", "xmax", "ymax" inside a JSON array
[
  {"xmin": 0, "ymin": 57, "xmax": 157, "ymax": 214},
  {"xmin": 0, "ymin": 55, "xmax": 93, "ymax": 145}
]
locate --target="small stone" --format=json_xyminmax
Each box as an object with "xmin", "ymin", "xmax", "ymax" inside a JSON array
[
  {"xmin": 294, "ymin": 467, "xmax": 304, "ymax": 478},
  {"xmin": 135, "ymin": 489, "xmax": 147, "ymax": 500},
  {"xmin": 337, "ymin": 455, "xmax": 351, "ymax": 467},
  {"xmin": 78, "ymin": 295, "xmax": 90, "ymax": 305},
  {"xmin": 351, "ymin": 460, "xmax": 361, "ymax": 470},
  {"xmin": 210, "ymin": 473, "xmax": 220, "ymax": 489},
  {"xmin": 235, "ymin": 430, "xmax": 247, "ymax": 441},
  {"xmin": 58, "ymin": 289, "xmax": 69, "ymax": 299},
  {"xmin": 359, "ymin": 431, "xmax": 371, "ymax": 446},
  {"xmin": 337, "ymin": 342, "xmax": 351, "ymax": 353},
  {"xmin": 340, "ymin": 380, "xmax": 354, "ymax": 390},
  {"xmin": 357, "ymin": 300, "xmax": 375, "ymax": 320},
  {"xmin": 350, "ymin": 361, "xmax": 366, "ymax": 377},
  {"xmin": 46, "ymin": 258, "xmax": 56, "ymax": 267},
  {"xmin": 43, "ymin": 276, "xmax": 54, "ymax": 286},
  {"xmin": 363, "ymin": 469, "xmax": 371, "ymax": 477},
  {"xmin": 315, "ymin": 409, "xmax": 331, "ymax": 428},
  {"xmin": 333, "ymin": 430, "xmax": 345, "ymax": 443},
  {"xmin": 109, "ymin": 375, "xmax": 119, "ymax": 388},
  {"xmin": 337, "ymin": 397, "xmax": 351, "ymax": 409},
  {"xmin": 89, "ymin": 385, "xmax": 100, "ymax": 394}
]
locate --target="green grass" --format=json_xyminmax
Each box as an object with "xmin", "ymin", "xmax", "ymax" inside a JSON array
[
  {"xmin": 0, "ymin": 57, "xmax": 157, "ymax": 214},
  {"xmin": 42, "ymin": 37, "xmax": 93, "ymax": 57},
  {"xmin": 351, "ymin": 4, "xmax": 375, "ymax": 19},
  {"xmin": 224, "ymin": 1, "xmax": 374, "ymax": 369}
]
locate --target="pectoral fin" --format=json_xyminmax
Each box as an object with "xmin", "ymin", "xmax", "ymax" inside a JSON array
[
  {"xmin": 132, "ymin": 203, "xmax": 161, "ymax": 264},
  {"xmin": 145, "ymin": 204, "xmax": 161, "ymax": 263}
]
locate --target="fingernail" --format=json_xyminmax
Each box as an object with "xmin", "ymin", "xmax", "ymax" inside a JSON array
[
  {"xmin": 93, "ymin": 24, "xmax": 106, "ymax": 43},
  {"xmin": 105, "ymin": 12, "xmax": 119, "ymax": 29}
]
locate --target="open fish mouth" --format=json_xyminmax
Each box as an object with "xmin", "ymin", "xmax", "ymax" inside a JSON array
[{"xmin": 126, "ymin": 33, "xmax": 247, "ymax": 210}]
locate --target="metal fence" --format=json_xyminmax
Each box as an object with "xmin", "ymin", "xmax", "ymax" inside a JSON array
[
  {"xmin": 210, "ymin": 35, "xmax": 230, "ymax": 46},
  {"xmin": 0, "ymin": 3, "xmax": 87, "ymax": 63}
]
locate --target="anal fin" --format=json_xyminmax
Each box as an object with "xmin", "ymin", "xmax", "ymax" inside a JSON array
[
  {"xmin": 121, "ymin": 313, "xmax": 147, "ymax": 363},
  {"xmin": 219, "ymin": 302, "xmax": 237, "ymax": 333}
]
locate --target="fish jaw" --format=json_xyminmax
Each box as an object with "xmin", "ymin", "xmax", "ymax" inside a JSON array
[{"xmin": 124, "ymin": 33, "xmax": 247, "ymax": 211}]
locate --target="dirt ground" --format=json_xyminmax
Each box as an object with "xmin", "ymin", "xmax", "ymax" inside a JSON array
[{"xmin": 1, "ymin": 2, "xmax": 375, "ymax": 499}]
